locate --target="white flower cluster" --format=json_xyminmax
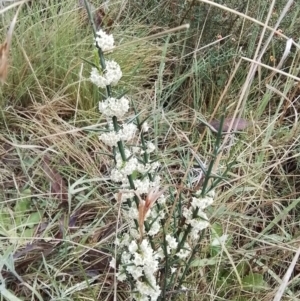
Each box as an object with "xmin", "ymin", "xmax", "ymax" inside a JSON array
[
  {"xmin": 141, "ymin": 141, "xmax": 156, "ymax": 154},
  {"xmin": 94, "ymin": 29, "xmax": 115, "ymax": 52},
  {"xmin": 110, "ymin": 149, "xmax": 160, "ymax": 191},
  {"xmin": 90, "ymin": 29, "xmax": 165, "ymax": 301},
  {"xmin": 90, "ymin": 30, "xmax": 120, "ymax": 88},
  {"xmin": 183, "ymin": 190, "xmax": 215, "ymax": 240},
  {"xmin": 99, "ymin": 96, "xmax": 129, "ymax": 119},
  {"xmin": 142, "ymin": 122, "xmax": 149, "ymax": 132},
  {"xmin": 114, "ymin": 239, "xmax": 161, "ymax": 301},
  {"xmin": 99, "ymin": 123, "xmax": 137, "ymax": 147},
  {"xmin": 166, "ymin": 234, "xmax": 178, "ymax": 253},
  {"xmin": 90, "ymin": 60, "xmax": 122, "ymax": 88}
]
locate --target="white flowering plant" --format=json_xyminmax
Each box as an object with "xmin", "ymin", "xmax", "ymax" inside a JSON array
[{"xmin": 82, "ymin": 1, "xmax": 232, "ymax": 300}]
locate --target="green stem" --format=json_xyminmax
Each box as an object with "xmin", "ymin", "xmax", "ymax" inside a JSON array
[{"xmin": 177, "ymin": 232, "xmax": 204, "ymax": 288}]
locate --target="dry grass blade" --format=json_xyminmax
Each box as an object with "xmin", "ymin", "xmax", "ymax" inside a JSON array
[
  {"xmin": 273, "ymin": 246, "xmax": 300, "ymax": 301},
  {"xmin": 241, "ymin": 57, "xmax": 300, "ymax": 82},
  {"xmin": 195, "ymin": 0, "xmax": 299, "ymax": 48},
  {"xmin": 0, "ymin": 40, "xmax": 9, "ymax": 83},
  {"xmin": 0, "ymin": 1, "xmax": 25, "ymax": 83},
  {"xmin": 0, "ymin": 0, "xmax": 27, "ymax": 14}
]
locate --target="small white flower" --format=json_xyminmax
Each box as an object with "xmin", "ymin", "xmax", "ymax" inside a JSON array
[
  {"xmin": 115, "ymin": 150, "xmax": 129, "ymax": 168},
  {"xmin": 166, "ymin": 235, "xmax": 178, "ymax": 249},
  {"xmin": 154, "ymin": 247, "xmax": 165, "ymax": 260},
  {"xmin": 117, "ymin": 271, "xmax": 127, "ymax": 281},
  {"xmin": 177, "ymin": 243, "xmax": 191, "ymax": 259},
  {"xmin": 111, "ymin": 168, "xmax": 126, "ymax": 183},
  {"xmin": 157, "ymin": 194, "xmax": 166, "ymax": 205},
  {"xmin": 127, "ymin": 206, "xmax": 139, "ymax": 220},
  {"xmin": 112, "ymin": 152, "xmax": 139, "ymax": 182},
  {"xmin": 140, "ymin": 239, "xmax": 151, "ymax": 256},
  {"xmin": 127, "ymin": 265, "xmax": 143, "ymax": 280},
  {"xmin": 147, "ymin": 220, "xmax": 160, "ymax": 236},
  {"xmin": 133, "ymin": 253, "xmax": 144, "ymax": 266},
  {"xmin": 118, "ymin": 233, "xmax": 130, "ymax": 247},
  {"xmin": 150, "ymin": 161, "xmax": 160, "ymax": 172},
  {"xmin": 105, "ymin": 60, "xmax": 122, "ymax": 86},
  {"xmin": 135, "ymin": 280, "xmax": 161, "ymax": 301},
  {"xmin": 90, "ymin": 67, "xmax": 108, "ymax": 88},
  {"xmin": 181, "ymin": 286, "xmax": 188, "ymax": 291},
  {"xmin": 94, "ymin": 29, "xmax": 115, "ymax": 52},
  {"xmin": 142, "ymin": 122, "xmax": 149, "ymax": 132},
  {"xmin": 191, "ymin": 196, "xmax": 213, "ymax": 210},
  {"xmin": 191, "ymin": 227, "xmax": 201, "ymax": 240},
  {"xmin": 119, "ymin": 123, "xmax": 137, "ymax": 141},
  {"xmin": 128, "ymin": 240, "xmax": 138, "ymax": 253},
  {"xmin": 109, "ymin": 257, "xmax": 116, "ymax": 269},
  {"xmin": 90, "ymin": 61, "xmax": 122, "ymax": 88},
  {"xmin": 182, "ymin": 207, "xmax": 192, "ymax": 220},
  {"xmin": 129, "ymin": 228, "xmax": 141, "ymax": 240},
  {"xmin": 134, "ymin": 178, "xmax": 151, "ymax": 195},
  {"xmin": 146, "ymin": 141, "xmax": 156, "ymax": 154},
  {"xmin": 189, "ymin": 214, "xmax": 210, "ymax": 240},
  {"xmin": 122, "ymin": 157, "xmax": 138, "ymax": 175},
  {"xmin": 136, "ymin": 163, "xmax": 150, "ymax": 174},
  {"xmin": 99, "ymin": 96, "xmax": 129, "ymax": 118},
  {"xmin": 99, "ymin": 131, "xmax": 120, "ymax": 147},
  {"xmin": 132, "ymin": 146, "xmax": 141, "ymax": 154},
  {"xmin": 120, "ymin": 251, "xmax": 131, "ymax": 264}
]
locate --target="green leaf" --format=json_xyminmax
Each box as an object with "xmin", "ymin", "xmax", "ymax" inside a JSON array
[
  {"xmin": 242, "ymin": 272, "xmax": 267, "ymax": 290},
  {"xmin": 15, "ymin": 189, "xmax": 31, "ymax": 213},
  {"xmin": 211, "ymin": 222, "xmax": 223, "ymax": 237},
  {"xmin": 236, "ymin": 261, "xmax": 250, "ymax": 277},
  {"xmin": 190, "ymin": 258, "xmax": 219, "ymax": 267},
  {"xmin": 21, "ymin": 228, "xmax": 34, "ymax": 238},
  {"xmin": 210, "ymin": 245, "xmax": 221, "ymax": 257},
  {"xmin": 131, "ymin": 170, "xmax": 138, "ymax": 180},
  {"xmin": 0, "ymin": 208, "xmax": 11, "ymax": 229},
  {"xmin": 26, "ymin": 212, "xmax": 41, "ymax": 228},
  {"xmin": 80, "ymin": 56, "xmax": 98, "ymax": 69}
]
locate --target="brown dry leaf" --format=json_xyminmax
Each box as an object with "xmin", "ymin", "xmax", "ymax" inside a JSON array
[
  {"xmin": 209, "ymin": 117, "xmax": 250, "ymax": 133},
  {"xmin": 42, "ymin": 156, "xmax": 68, "ymax": 203},
  {"xmin": 13, "ymin": 241, "xmax": 54, "ymax": 260}
]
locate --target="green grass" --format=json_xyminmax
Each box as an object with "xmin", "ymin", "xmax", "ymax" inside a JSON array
[{"xmin": 1, "ymin": 0, "xmax": 300, "ymax": 300}]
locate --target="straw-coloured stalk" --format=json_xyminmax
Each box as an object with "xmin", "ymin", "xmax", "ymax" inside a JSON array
[
  {"xmin": 0, "ymin": 2, "xmax": 24, "ymax": 84},
  {"xmin": 0, "ymin": 41, "xmax": 9, "ymax": 83}
]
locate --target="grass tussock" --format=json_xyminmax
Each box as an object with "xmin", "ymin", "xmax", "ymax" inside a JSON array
[{"xmin": 0, "ymin": 0, "xmax": 300, "ymax": 300}]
